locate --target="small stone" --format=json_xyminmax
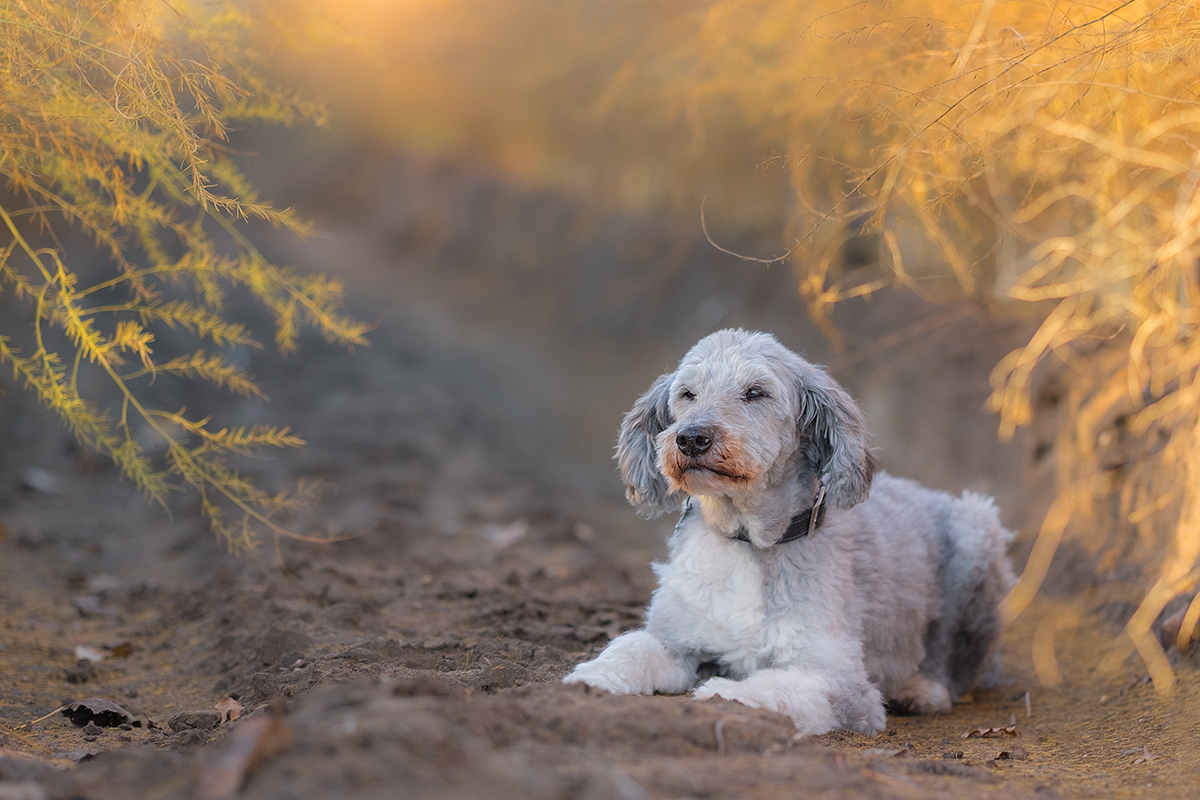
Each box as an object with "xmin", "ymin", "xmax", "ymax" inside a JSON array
[{"xmin": 64, "ymin": 660, "xmax": 97, "ymax": 684}]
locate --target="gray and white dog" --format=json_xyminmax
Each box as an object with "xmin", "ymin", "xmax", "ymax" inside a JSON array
[{"xmin": 564, "ymin": 329, "xmax": 1014, "ymax": 735}]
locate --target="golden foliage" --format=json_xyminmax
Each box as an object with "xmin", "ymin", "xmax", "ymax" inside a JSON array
[
  {"xmin": 0, "ymin": 0, "xmax": 370, "ymax": 550},
  {"xmin": 293, "ymin": 0, "xmax": 1200, "ymax": 683},
  {"xmin": 641, "ymin": 0, "xmax": 1200, "ymax": 688}
]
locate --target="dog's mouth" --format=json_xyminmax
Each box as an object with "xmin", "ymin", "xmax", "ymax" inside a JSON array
[
  {"xmin": 667, "ymin": 455, "xmax": 750, "ymax": 486},
  {"xmin": 683, "ymin": 463, "xmax": 747, "ymax": 482},
  {"xmin": 660, "ymin": 434, "xmax": 753, "ymax": 487}
]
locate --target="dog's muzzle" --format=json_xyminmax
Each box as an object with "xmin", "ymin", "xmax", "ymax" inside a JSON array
[{"xmin": 675, "ymin": 425, "xmax": 714, "ymax": 458}]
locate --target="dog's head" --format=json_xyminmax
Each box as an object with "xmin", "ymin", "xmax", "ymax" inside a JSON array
[{"xmin": 616, "ymin": 329, "xmax": 876, "ymax": 517}]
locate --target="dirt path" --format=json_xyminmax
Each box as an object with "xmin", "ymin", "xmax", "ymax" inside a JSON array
[{"xmin": 2, "ymin": 150, "xmax": 1197, "ymax": 799}]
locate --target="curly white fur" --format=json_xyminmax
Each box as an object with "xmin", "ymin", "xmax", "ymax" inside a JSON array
[{"xmin": 564, "ymin": 329, "xmax": 1014, "ymax": 735}]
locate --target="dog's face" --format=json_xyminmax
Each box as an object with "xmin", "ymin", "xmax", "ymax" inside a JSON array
[
  {"xmin": 617, "ymin": 329, "xmax": 876, "ymax": 517},
  {"xmin": 656, "ymin": 336, "xmax": 801, "ymax": 498}
]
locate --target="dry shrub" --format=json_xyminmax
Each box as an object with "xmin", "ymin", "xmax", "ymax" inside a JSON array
[
  {"xmin": 640, "ymin": 0, "xmax": 1200, "ymax": 687},
  {"xmin": 0, "ymin": 0, "xmax": 371, "ymax": 549},
  {"xmin": 271, "ymin": 1, "xmax": 1200, "ymax": 682}
]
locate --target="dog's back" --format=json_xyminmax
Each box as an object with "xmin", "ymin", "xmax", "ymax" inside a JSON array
[{"xmin": 849, "ymin": 473, "xmax": 1014, "ymax": 708}]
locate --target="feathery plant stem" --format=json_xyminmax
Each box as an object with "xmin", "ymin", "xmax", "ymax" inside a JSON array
[{"xmin": 0, "ymin": 0, "xmax": 369, "ymax": 550}]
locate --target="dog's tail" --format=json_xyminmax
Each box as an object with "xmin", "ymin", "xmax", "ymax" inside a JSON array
[
  {"xmin": 949, "ymin": 492, "xmax": 1017, "ymax": 591},
  {"xmin": 942, "ymin": 492, "xmax": 1017, "ymax": 695}
]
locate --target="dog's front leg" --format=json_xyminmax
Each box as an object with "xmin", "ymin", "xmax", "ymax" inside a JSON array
[
  {"xmin": 563, "ymin": 630, "xmax": 697, "ymax": 695},
  {"xmin": 694, "ymin": 667, "xmax": 886, "ymax": 736}
]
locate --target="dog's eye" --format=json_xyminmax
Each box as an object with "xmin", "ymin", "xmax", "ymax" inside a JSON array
[
  {"xmin": 678, "ymin": 388, "xmax": 696, "ymax": 401},
  {"xmin": 742, "ymin": 386, "xmax": 768, "ymax": 402}
]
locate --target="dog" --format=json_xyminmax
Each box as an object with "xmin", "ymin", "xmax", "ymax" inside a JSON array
[{"xmin": 563, "ymin": 329, "xmax": 1014, "ymax": 735}]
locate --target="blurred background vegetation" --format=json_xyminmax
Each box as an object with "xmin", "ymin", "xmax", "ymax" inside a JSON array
[{"xmin": 260, "ymin": 0, "xmax": 1200, "ymax": 685}]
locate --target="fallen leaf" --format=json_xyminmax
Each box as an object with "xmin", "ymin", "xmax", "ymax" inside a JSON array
[
  {"xmin": 1131, "ymin": 746, "xmax": 1158, "ymax": 765},
  {"xmin": 482, "ymin": 520, "xmax": 528, "ymax": 547},
  {"xmin": 863, "ymin": 747, "xmax": 908, "ymax": 758},
  {"xmin": 62, "ymin": 698, "xmax": 139, "ymax": 728},
  {"xmin": 196, "ymin": 712, "xmax": 294, "ymax": 800},
  {"xmin": 108, "ymin": 642, "xmax": 135, "ymax": 658},
  {"xmin": 21, "ymin": 467, "xmax": 65, "ymax": 493},
  {"xmin": 74, "ymin": 644, "xmax": 109, "ymax": 662},
  {"xmin": 69, "ymin": 595, "xmax": 118, "ymax": 618},
  {"xmin": 215, "ymin": 697, "xmax": 244, "ymax": 723},
  {"xmin": 962, "ymin": 726, "xmax": 1020, "ymax": 739}
]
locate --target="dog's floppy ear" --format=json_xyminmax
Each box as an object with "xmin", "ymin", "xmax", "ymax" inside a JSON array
[
  {"xmin": 795, "ymin": 364, "xmax": 877, "ymax": 508},
  {"xmin": 615, "ymin": 372, "xmax": 679, "ymax": 517}
]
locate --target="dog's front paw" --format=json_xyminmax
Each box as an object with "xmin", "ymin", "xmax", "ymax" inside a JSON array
[
  {"xmin": 846, "ymin": 701, "xmax": 887, "ymax": 736},
  {"xmin": 562, "ymin": 631, "xmax": 696, "ymax": 695},
  {"xmin": 563, "ymin": 660, "xmax": 645, "ymax": 695},
  {"xmin": 694, "ymin": 670, "xmax": 839, "ymax": 736},
  {"xmin": 891, "ymin": 674, "xmax": 952, "ymax": 715},
  {"xmin": 693, "ymin": 677, "xmax": 763, "ymax": 708}
]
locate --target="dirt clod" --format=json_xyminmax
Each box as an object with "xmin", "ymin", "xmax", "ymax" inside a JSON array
[
  {"xmin": 64, "ymin": 660, "xmax": 98, "ymax": 685},
  {"xmin": 61, "ymin": 698, "xmax": 139, "ymax": 729},
  {"xmin": 168, "ymin": 711, "xmax": 222, "ymax": 733}
]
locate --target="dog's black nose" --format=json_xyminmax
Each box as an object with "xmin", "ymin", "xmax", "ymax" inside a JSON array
[{"xmin": 676, "ymin": 426, "xmax": 714, "ymax": 458}]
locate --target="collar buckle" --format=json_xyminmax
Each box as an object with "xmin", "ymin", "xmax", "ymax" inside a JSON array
[{"xmin": 732, "ymin": 482, "xmax": 827, "ymax": 546}]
